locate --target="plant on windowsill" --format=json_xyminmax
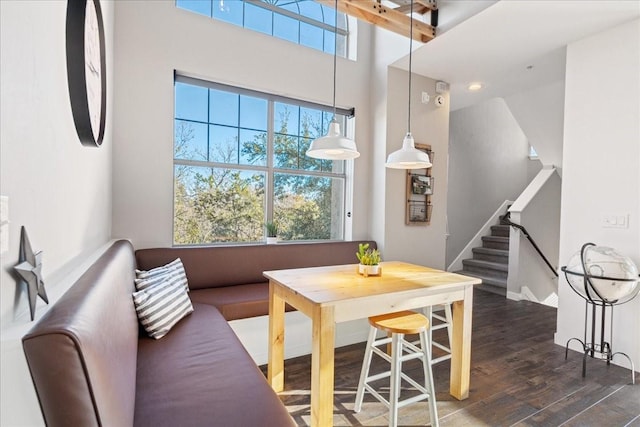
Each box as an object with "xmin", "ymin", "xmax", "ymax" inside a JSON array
[
  {"xmin": 356, "ymin": 243, "xmax": 382, "ymax": 277},
  {"xmin": 265, "ymin": 222, "xmax": 279, "ymax": 245}
]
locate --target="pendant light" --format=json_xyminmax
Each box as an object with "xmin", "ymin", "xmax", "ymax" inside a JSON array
[
  {"xmin": 385, "ymin": 0, "xmax": 432, "ymax": 169},
  {"xmin": 306, "ymin": 0, "xmax": 359, "ymax": 160}
]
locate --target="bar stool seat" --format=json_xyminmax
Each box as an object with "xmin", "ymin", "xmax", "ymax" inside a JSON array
[{"xmin": 355, "ymin": 310, "xmax": 439, "ymax": 427}]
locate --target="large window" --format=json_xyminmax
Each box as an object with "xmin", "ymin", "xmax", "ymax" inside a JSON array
[
  {"xmin": 176, "ymin": 0, "xmax": 350, "ymax": 58},
  {"xmin": 173, "ymin": 76, "xmax": 354, "ymax": 245}
]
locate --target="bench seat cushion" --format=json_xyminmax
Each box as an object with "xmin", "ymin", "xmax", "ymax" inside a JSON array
[
  {"xmin": 134, "ymin": 303, "xmax": 294, "ymax": 427},
  {"xmin": 190, "ymin": 283, "xmax": 295, "ymax": 321}
]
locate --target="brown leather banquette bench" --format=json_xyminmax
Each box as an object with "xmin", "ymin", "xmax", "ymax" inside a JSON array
[
  {"xmin": 22, "ymin": 238, "xmax": 375, "ymax": 426},
  {"xmin": 135, "ymin": 240, "xmax": 376, "ymax": 321}
]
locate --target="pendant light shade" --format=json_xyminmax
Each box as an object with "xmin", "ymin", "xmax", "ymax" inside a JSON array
[
  {"xmin": 385, "ymin": 0, "xmax": 431, "ymax": 170},
  {"xmin": 385, "ymin": 132, "xmax": 431, "ymax": 169},
  {"xmin": 306, "ymin": 0, "xmax": 359, "ymax": 160},
  {"xmin": 307, "ymin": 119, "xmax": 360, "ymax": 159}
]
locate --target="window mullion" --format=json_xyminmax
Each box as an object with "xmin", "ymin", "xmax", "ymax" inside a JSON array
[{"xmin": 267, "ymin": 100, "xmax": 275, "ymax": 225}]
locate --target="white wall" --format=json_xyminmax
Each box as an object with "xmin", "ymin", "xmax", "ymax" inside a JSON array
[
  {"xmin": 0, "ymin": 1, "xmax": 115, "ymax": 424},
  {"xmin": 446, "ymin": 97, "xmax": 541, "ymax": 266},
  {"xmin": 505, "ymin": 78, "xmax": 566, "ymax": 172},
  {"xmin": 111, "ymin": 1, "xmax": 374, "ymax": 249},
  {"xmin": 556, "ymin": 19, "xmax": 640, "ymax": 369},
  {"xmin": 383, "ymin": 67, "xmax": 450, "ymax": 268}
]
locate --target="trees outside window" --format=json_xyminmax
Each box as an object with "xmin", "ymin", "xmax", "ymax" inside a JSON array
[{"xmin": 173, "ymin": 78, "xmax": 351, "ymax": 245}]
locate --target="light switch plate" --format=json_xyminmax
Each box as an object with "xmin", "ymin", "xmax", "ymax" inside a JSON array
[{"xmin": 601, "ymin": 213, "xmax": 629, "ymax": 229}]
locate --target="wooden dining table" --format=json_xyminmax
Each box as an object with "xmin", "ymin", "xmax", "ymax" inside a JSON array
[{"xmin": 264, "ymin": 261, "xmax": 482, "ymax": 427}]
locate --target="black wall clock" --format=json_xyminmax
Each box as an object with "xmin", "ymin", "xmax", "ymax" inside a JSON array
[{"xmin": 66, "ymin": 0, "xmax": 106, "ymax": 147}]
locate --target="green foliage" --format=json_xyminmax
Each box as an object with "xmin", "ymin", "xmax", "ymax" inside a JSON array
[
  {"xmin": 356, "ymin": 243, "xmax": 381, "ymax": 266},
  {"xmin": 265, "ymin": 222, "xmax": 278, "ymax": 237},
  {"xmin": 173, "ymin": 107, "xmax": 344, "ymax": 245}
]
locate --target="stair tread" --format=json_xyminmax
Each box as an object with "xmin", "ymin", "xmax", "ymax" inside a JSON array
[
  {"xmin": 462, "ymin": 258, "xmax": 509, "ymax": 271},
  {"xmin": 476, "ymin": 284, "xmax": 507, "ymax": 297},
  {"xmin": 472, "ymin": 247, "xmax": 509, "ymax": 256},
  {"xmin": 482, "ymin": 236, "xmax": 509, "ymax": 242},
  {"xmin": 456, "ymin": 270, "xmax": 507, "ymax": 288}
]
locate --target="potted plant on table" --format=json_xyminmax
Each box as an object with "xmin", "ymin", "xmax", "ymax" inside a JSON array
[
  {"xmin": 356, "ymin": 243, "xmax": 381, "ymax": 277},
  {"xmin": 265, "ymin": 222, "xmax": 279, "ymax": 244}
]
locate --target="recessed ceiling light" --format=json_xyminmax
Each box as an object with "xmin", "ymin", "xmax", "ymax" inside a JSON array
[{"xmin": 467, "ymin": 82, "xmax": 483, "ymax": 91}]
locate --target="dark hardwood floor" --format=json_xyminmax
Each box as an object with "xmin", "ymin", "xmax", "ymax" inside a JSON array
[{"xmin": 261, "ymin": 289, "xmax": 640, "ymax": 426}]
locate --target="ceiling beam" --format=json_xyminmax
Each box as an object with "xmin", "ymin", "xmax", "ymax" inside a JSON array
[
  {"xmin": 390, "ymin": 0, "xmax": 437, "ymax": 14},
  {"xmin": 316, "ymin": 0, "xmax": 436, "ymax": 43}
]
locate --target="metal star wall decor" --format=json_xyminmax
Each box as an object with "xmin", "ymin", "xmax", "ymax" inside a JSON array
[{"xmin": 14, "ymin": 226, "xmax": 48, "ymax": 320}]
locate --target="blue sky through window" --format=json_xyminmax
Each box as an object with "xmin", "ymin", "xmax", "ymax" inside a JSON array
[{"xmin": 176, "ymin": 0, "xmax": 349, "ymax": 57}]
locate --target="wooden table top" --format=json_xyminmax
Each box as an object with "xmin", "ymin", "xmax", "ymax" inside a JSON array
[{"xmin": 264, "ymin": 261, "xmax": 481, "ymax": 307}]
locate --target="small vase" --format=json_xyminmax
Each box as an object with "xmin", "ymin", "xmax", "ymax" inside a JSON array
[
  {"xmin": 358, "ymin": 264, "xmax": 381, "ymax": 277},
  {"xmin": 266, "ymin": 237, "xmax": 278, "ymax": 245}
]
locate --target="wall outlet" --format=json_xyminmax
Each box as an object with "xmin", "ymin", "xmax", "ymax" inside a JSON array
[
  {"xmin": 601, "ymin": 213, "xmax": 628, "ymax": 229},
  {"xmin": 421, "ymin": 92, "xmax": 430, "ymax": 104}
]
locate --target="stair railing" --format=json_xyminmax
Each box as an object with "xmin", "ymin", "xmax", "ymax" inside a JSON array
[{"xmin": 500, "ymin": 212, "xmax": 558, "ymax": 277}]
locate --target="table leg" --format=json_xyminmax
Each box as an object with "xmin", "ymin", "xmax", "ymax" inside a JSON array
[
  {"xmin": 450, "ymin": 285, "xmax": 473, "ymax": 400},
  {"xmin": 268, "ymin": 281, "xmax": 285, "ymax": 392},
  {"xmin": 311, "ymin": 304, "xmax": 335, "ymax": 427}
]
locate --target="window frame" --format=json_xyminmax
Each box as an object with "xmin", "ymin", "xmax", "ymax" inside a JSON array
[{"xmin": 173, "ymin": 74, "xmax": 355, "ymax": 246}]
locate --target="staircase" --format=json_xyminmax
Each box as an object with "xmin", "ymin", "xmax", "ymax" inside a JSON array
[{"xmin": 458, "ymin": 224, "xmax": 510, "ymax": 296}]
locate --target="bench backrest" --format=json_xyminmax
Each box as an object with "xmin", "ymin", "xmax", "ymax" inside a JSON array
[
  {"xmin": 136, "ymin": 240, "xmax": 377, "ymax": 290},
  {"xmin": 22, "ymin": 240, "xmax": 139, "ymax": 427}
]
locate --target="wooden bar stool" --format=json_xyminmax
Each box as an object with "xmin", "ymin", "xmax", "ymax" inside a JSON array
[
  {"xmin": 354, "ymin": 310, "xmax": 439, "ymax": 427},
  {"xmin": 424, "ymin": 303, "xmax": 453, "ymax": 365}
]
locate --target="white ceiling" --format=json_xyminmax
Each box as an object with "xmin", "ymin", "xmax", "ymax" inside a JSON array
[{"xmin": 392, "ymin": 0, "xmax": 640, "ymax": 111}]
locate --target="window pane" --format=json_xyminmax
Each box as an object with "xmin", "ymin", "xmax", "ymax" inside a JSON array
[
  {"xmin": 209, "ymin": 124, "xmax": 238, "ymax": 163},
  {"xmin": 324, "ymin": 30, "xmax": 335, "ymax": 55},
  {"xmin": 277, "ymin": 1, "xmax": 299, "ymax": 14},
  {"xmin": 175, "ymin": 119, "xmax": 208, "ymax": 161},
  {"xmin": 210, "ymin": 89, "xmax": 238, "ymax": 126},
  {"xmin": 176, "ymin": 0, "xmax": 212, "ymax": 17},
  {"xmin": 239, "ymin": 129, "xmax": 267, "ymax": 166},
  {"xmin": 177, "ymin": 1, "xmax": 351, "ymax": 58},
  {"xmin": 212, "ymin": 0, "xmax": 242, "ymax": 25},
  {"xmin": 300, "ymin": 22, "xmax": 323, "ymax": 51},
  {"xmin": 174, "ymin": 165, "xmax": 266, "ymax": 244},
  {"xmin": 274, "ymin": 134, "xmax": 300, "ymax": 169},
  {"xmin": 240, "ymin": 95, "xmax": 268, "ymax": 130},
  {"xmin": 321, "ymin": 5, "xmax": 335, "ymax": 25},
  {"xmin": 245, "ymin": 3, "xmax": 273, "ymax": 35},
  {"xmin": 175, "ymin": 82, "xmax": 208, "ymax": 122},
  {"xmin": 273, "ymin": 173, "xmax": 344, "ymax": 241},
  {"xmin": 273, "ymin": 13, "xmax": 299, "ymax": 44},
  {"xmin": 300, "ymin": 107, "xmax": 323, "ymax": 139},
  {"xmin": 274, "ymin": 102, "xmax": 299, "ymax": 135},
  {"xmin": 298, "ymin": 137, "xmax": 320, "ymax": 171},
  {"xmin": 297, "ymin": 0, "xmax": 323, "ymax": 21}
]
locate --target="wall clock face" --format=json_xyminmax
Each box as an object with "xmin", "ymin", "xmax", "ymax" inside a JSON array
[{"xmin": 66, "ymin": 0, "xmax": 106, "ymax": 147}]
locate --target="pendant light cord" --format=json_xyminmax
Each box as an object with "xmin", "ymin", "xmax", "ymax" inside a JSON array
[
  {"xmin": 408, "ymin": 0, "xmax": 414, "ymax": 133},
  {"xmin": 332, "ymin": 0, "xmax": 338, "ymax": 119}
]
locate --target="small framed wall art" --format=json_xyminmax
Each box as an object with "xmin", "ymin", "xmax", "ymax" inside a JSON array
[{"xmin": 405, "ymin": 143, "xmax": 434, "ymax": 225}]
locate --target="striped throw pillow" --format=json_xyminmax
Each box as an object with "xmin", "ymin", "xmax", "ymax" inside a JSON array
[
  {"xmin": 135, "ymin": 258, "xmax": 188, "ymax": 293},
  {"xmin": 132, "ymin": 276, "xmax": 194, "ymax": 340}
]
